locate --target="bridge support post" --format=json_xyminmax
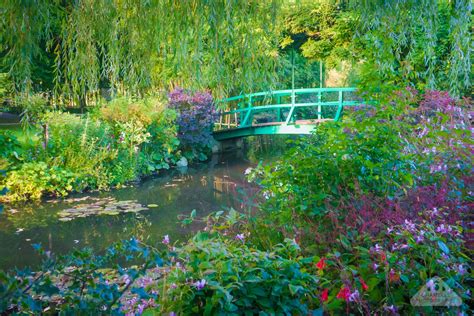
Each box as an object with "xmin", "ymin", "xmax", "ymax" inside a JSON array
[
  {"xmin": 334, "ymin": 90, "xmax": 344, "ymax": 121},
  {"xmin": 317, "ymin": 90, "xmax": 322, "ymax": 120},
  {"xmin": 276, "ymin": 96, "xmax": 282, "ymax": 122}
]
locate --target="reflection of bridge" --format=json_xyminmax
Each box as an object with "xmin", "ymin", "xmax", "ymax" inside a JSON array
[{"xmin": 213, "ymin": 87, "xmax": 361, "ymax": 140}]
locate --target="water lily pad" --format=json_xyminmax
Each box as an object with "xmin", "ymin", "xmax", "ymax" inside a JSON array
[
  {"xmin": 56, "ymin": 199, "xmax": 148, "ymax": 221},
  {"xmin": 102, "ymin": 210, "xmax": 120, "ymax": 215},
  {"xmin": 147, "ymin": 204, "xmax": 158, "ymax": 208}
]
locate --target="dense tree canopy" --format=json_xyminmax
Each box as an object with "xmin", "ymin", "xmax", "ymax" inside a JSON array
[
  {"xmin": 0, "ymin": 0, "xmax": 471, "ymax": 104},
  {"xmin": 280, "ymin": 0, "xmax": 472, "ymax": 96},
  {"xmin": 1, "ymin": 0, "xmax": 280, "ymax": 100}
]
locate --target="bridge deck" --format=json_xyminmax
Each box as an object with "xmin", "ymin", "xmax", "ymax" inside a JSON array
[{"xmin": 213, "ymin": 119, "xmax": 331, "ymax": 140}]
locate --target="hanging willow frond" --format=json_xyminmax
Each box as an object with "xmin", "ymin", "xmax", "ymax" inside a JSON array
[
  {"xmin": 1, "ymin": 0, "xmax": 282, "ymax": 100},
  {"xmin": 350, "ymin": 0, "xmax": 471, "ymax": 97}
]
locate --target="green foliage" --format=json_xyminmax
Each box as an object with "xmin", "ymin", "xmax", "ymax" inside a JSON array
[
  {"xmin": 0, "ymin": 73, "xmax": 13, "ymax": 106},
  {"xmin": 275, "ymin": 52, "xmax": 322, "ymax": 89},
  {"xmin": 0, "ymin": 131, "xmax": 22, "ymax": 164},
  {"xmin": 254, "ymin": 89, "xmax": 471, "ymax": 229},
  {"xmin": 156, "ymin": 233, "xmax": 318, "ymax": 315},
  {"xmin": 1, "ymin": 0, "xmax": 280, "ymax": 99},
  {"xmin": 353, "ymin": 0, "xmax": 472, "ymax": 96},
  {"xmin": 0, "ymin": 94, "xmax": 189, "ymax": 201},
  {"xmin": 0, "ymin": 209, "xmax": 470, "ymax": 314},
  {"xmin": 140, "ymin": 110, "xmax": 180, "ymax": 173},
  {"xmin": 43, "ymin": 111, "xmax": 118, "ymax": 189},
  {"xmin": 14, "ymin": 93, "xmax": 50, "ymax": 128},
  {"xmin": 1, "ymin": 162, "xmax": 75, "ymax": 201},
  {"xmin": 0, "ymin": 227, "xmax": 320, "ymax": 315},
  {"xmin": 280, "ymin": 1, "xmax": 356, "ymax": 69},
  {"xmin": 97, "ymin": 96, "xmax": 180, "ymax": 175},
  {"xmin": 315, "ymin": 221, "xmax": 471, "ymax": 314}
]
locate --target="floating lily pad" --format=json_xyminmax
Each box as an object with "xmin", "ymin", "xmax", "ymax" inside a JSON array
[
  {"xmin": 147, "ymin": 204, "xmax": 158, "ymax": 208},
  {"xmin": 57, "ymin": 198, "xmax": 149, "ymax": 221}
]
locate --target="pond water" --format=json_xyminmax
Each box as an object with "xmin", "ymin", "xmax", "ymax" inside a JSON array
[{"xmin": 0, "ymin": 150, "xmax": 263, "ymax": 271}]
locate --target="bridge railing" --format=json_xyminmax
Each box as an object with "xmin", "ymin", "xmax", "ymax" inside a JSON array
[{"xmin": 214, "ymin": 87, "xmax": 360, "ymax": 131}]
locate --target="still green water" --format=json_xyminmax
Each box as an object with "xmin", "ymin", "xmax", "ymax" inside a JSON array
[{"xmin": 0, "ymin": 151, "xmax": 261, "ymax": 270}]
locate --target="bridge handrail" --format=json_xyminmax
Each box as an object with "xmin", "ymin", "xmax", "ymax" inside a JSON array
[
  {"xmin": 215, "ymin": 87, "xmax": 360, "ymax": 131},
  {"xmin": 219, "ymin": 101, "xmax": 360, "ymax": 116},
  {"xmin": 217, "ymin": 87, "xmax": 358, "ymax": 105}
]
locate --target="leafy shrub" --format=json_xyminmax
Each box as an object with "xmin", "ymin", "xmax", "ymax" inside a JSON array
[
  {"xmin": 0, "ymin": 210, "xmax": 470, "ymax": 315},
  {"xmin": 0, "ymin": 131, "xmax": 22, "ymax": 167},
  {"xmin": 253, "ymin": 89, "xmax": 472, "ymax": 236},
  {"xmin": 43, "ymin": 111, "xmax": 118, "ymax": 189},
  {"xmin": 243, "ymin": 88, "xmax": 472, "ymax": 313},
  {"xmin": 98, "ymin": 97, "xmax": 162, "ymax": 127},
  {"xmin": 1, "ymin": 162, "xmax": 75, "ymax": 201},
  {"xmin": 156, "ymin": 233, "xmax": 317, "ymax": 315},
  {"xmin": 0, "ymin": 229, "xmax": 320, "ymax": 315},
  {"xmin": 1, "ymin": 94, "xmax": 183, "ymax": 200},
  {"xmin": 98, "ymin": 97, "xmax": 180, "ymax": 176},
  {"xmin": 168, "ymin": 88, "xmax": 217, "ymax": 160},
  {"xmin": 140, "ymin": 109, "xmax": 180, "ymax": 173},
  {"xmin": 314, "ymin": 221, "xmax": 471, "ymax": 315}
]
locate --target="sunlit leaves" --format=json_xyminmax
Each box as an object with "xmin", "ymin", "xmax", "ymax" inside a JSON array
[{"xmin": 2, "ymin": 0, "xmax": 282, "ymax": 100}]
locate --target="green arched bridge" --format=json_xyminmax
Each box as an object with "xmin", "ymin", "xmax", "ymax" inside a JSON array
[{"xmin": 213, "ymin": 87, "xmax": 361, "ymax": 140}]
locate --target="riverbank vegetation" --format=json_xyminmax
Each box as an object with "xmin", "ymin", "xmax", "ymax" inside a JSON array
[
  {"xmin": 0, "ymin": 89, "xmax": 217, "ymax": 202},
  {"xmin": 0, "ymin": 0, "xmax": 472, "ymax": 315}
]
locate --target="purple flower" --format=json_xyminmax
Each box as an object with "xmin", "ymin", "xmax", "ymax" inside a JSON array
[
  {"xmin": 373, "ymin": 262, "xmax": 380, "ymax": 271},
  {"xmin": 194, "ymin": 279, "xmax": 206, "ymax": 290},
  {"xmin": 122, "ymin": 274, "xmax": 131, "ymax": 285},
  {"xmin": 162, "ymin": 235, "xmax": 170, "ymax": 245},
  {"xmin": 384, "ymin": 305, "xmax": 398, "ymax": 314},
  {"xmin": 137, "ymin": 276, "xmax": 153, "ymax": 288},
  {"xmin": 235, "ymin": 233, "xmax": 245, "ymax": 242},
  {"xmin": 403, "ymin": 219, "xmax": 416, "ymax": 232},
  {"xmin": 426, "ymin": 279, "xmax": 436, "ymax": 293},
  {"xmin": 436, "ymin": 224, "xmax": 452, "ymax": 234},
  {"xmin": 455, "ymin": 264, "xmax": 467, "ymax": 276},
  {"xmin": 349, "ymin": 289, "xmax": 360, "ymax": 302}
]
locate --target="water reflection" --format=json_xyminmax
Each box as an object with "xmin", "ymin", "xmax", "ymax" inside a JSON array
[{"xmin": 0, "ymin": 151, "xmax": 260, "ymax": 270}]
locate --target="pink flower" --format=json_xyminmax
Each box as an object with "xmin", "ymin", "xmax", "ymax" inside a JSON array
[
  {"xmin": 162, "ymin": 235, "xmax": 170, "ymax": 245},
  {"xmin": 316, "ymin": 258, "xmax": 326, "ymax": 270},
  {"xmin": 336, "ymin": 286, "xmax": 351, "ymax": 301},
  {"xmin": 321, "ymin": 288, "xmax": 329, "ymax": 302}
]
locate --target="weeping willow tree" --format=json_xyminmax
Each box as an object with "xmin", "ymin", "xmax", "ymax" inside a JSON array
[
  {"xmin": 1, "ymin": 0, "xmax": 280, "ymax": 103},
  {"xmin": 353, "ymin": 0, "xmax": 472, "ymax": 97},
  {"xmin": 1, "ymin": 0, "xmax": 471, "ymax": 104}
]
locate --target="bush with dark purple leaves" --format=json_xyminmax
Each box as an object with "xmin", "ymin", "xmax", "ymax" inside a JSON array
[{"xmin": 168, "ymin": 88, "xmax": 218, "ymax": 160}]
